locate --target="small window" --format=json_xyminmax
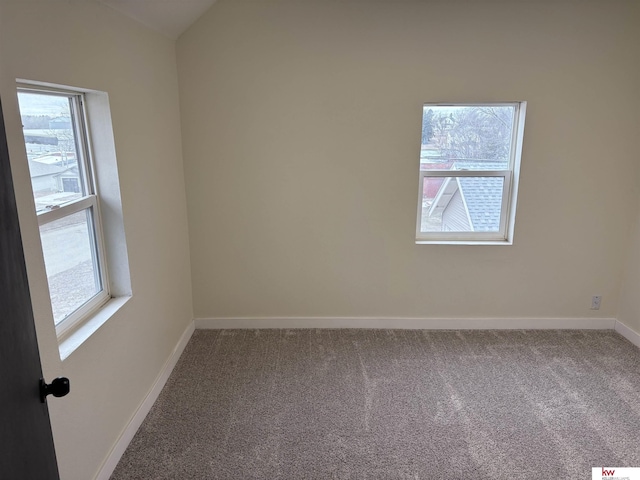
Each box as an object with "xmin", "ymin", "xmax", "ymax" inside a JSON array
[
  {"xmin": 416, "ymin": 103, "xmax": 526, "ymax": 244},
  {"xmin": 17, "ymin": 88, "xmax": 110, "ymax": 334}
]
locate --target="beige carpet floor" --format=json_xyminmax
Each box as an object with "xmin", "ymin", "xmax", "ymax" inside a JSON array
[{"xmin": 111, "ymin": 329, "xmax": 640, "ymax": 479}]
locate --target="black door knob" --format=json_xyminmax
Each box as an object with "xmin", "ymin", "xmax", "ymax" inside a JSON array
[{"xmin": 40, "ymin": 377, "xmax": 70, "ymax": 403}]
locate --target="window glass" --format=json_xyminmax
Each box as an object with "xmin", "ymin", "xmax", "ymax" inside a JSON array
[
  {"xmin": 39, "ymin": 209, "xmax": 102, "ymax": 325},
  {"xmin": 18, "ymin": 92, "xmax": 86, "ymax": 212},
  {"xmin": 18, "ymin": 89, "xmax": 109, "ymax": 330},
  {"xmin": 420, "ymin": 105, "xmax": 515, "ymax": 171},
  {"xmin": 417, "ymin": 103, "xmax": 525, "ymax": 243},
  {"xmin": 419, "ymin": 176, "xmax": 505, "ymax": 233}
]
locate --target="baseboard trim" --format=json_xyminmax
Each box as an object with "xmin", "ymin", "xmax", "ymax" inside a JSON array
[
  {"xmin": 94, "ymin": 320, "xmax": 195, "ymax": 480},
  {"xmin": 614, "ymin": 320, "xmax": 640, "ymax": 348},
  {"xmin": 195, "ymin": 317, "xmax": 616, "ymax": 330}
]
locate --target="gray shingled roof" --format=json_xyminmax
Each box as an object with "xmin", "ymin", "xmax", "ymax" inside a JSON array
[
  {"xmin": 454, "ymin": 160, "xmax": 508, "ymax": 170},
  {"xmin": 427, "ymin": 160, "xmax": 508, "ymax": 232},
  {"xmin": 457, "ymin": 177, "xmax": 503, "ymax": 232}
]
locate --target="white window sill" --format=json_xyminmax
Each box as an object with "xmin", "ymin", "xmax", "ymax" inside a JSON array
[
  {"xmin": 415, "ymin": 240, "xmax": 514, "ymax": 245},
  {"xmin": 58, "ymin": 295, "xmax": 131, "ymax": 361}
]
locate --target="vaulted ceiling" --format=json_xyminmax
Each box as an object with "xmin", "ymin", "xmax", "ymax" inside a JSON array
[{"xmin": 99, "ymin": 0, "xmax": 218, "ymax": 39}]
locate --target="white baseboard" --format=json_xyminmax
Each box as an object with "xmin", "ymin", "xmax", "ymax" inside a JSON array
[
  {"xmin": 614, "ymin": 320, "xmax": 640, "ymax": 348},
  {"xmin": 195, "ymin": 317, "xmax": 616, "ymax": 330},
  {"xmin": 94, "ymin": 320, "xmax": 195, "ymax": 480}
]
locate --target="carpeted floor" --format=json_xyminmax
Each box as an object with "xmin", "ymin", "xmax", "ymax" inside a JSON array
[{"xmin": 111, "ymin": 329, "xmax": 640, "ymax": 479}]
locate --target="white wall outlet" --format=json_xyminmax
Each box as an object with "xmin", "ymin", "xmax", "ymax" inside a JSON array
[{"xmin": 591, "ymin": 295, "xmax": 602, "ymax": 310}]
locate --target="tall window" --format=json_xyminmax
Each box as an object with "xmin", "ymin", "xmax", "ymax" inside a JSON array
[
  {"xmin": 416, "ymin": 103, "xmax": 526, "ymax": 244},
  {"xmin": 17, "ymin": 87, "xmax": 109, "ymax": 334}
]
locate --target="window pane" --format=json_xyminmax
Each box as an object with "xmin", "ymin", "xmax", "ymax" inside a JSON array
[
  {"xmin": 17, "ymin": 92, "xmax": 86, "ymax": 213},
  {"xmin": 39, "ymin": 209, "xmax": 102, "ymax": 325},
  {"xmin": 420, "ymin": 105, "xmax": 515, "ymax": 171},
  {"xmin": 420, "ymin": 176, "xmax": 505, "ymax": 233}
]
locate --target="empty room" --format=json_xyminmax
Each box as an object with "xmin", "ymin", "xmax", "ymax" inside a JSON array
[{"xmin": 1, "ymin": 0, "xmax": 640, "ymax": 479}]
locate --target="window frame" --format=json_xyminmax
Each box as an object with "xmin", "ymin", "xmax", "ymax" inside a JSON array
[
  {"xmin": 415, "ymin": 101, "xmax": 526, "ymax": 245},
  {"xmin": 17, "ymin": 85, "xmax": 111, "ymax": 337}
]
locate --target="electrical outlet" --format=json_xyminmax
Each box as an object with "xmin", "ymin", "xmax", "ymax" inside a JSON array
[{"xmin": 591, "ymin": 295, "xmax": 602, "ymax": 310}]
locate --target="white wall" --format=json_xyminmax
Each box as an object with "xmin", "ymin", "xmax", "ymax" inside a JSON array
[
  {"xmin": 0, "ymin": 1, "xmax": 193, "ymax": 479},
  {"xmin": 177, "ymin": 0, "xmax": 640, "ymax": 321},
  {"xmin": 618, "ymin": 202, "xmax": 640, "ymax": 336}
]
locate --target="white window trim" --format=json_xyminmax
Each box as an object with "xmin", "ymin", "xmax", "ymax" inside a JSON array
[
  {"xmin": 17, "ymin": 79, "xmax": 132, "ymax": 359},
  {"xmin": 415, "ymin": 101, "xmax": 527, "ymax": 245}
]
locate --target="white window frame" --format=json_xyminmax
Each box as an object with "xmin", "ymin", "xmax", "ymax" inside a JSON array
[
  {"xmin": 18, "ymin": 85, "xmax": 110, "ymax": 337},
  {"xmin": 415, "ymin": 102, "xmax": 527, "ymax": 245}
]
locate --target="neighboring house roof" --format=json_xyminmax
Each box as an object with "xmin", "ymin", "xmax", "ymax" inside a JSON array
[
  {"xmin": 23, "ymin": 133, "xmax": 58, "ymax": 146},
  {"xmin": 457, "ymin": 177, "xmax": 503, "ymax": 232},
  {"xmin": 48, "ymin": 118, "xmax": 72, "ymax": 129},
  {"xmin": 420, "ymin": 160, "xmax": 452, "ymax": 198},
  {"xmin": 428, "ymin": 176, "xmax": 504, "ymax": 232},
  {"xmin": 29, "ymin": 154, "xmax": 67, "ymax": 165},
  {"xmin": 454, "ymin": 160, "xmax": 508, "ymax": 170},
  {"xmin": 28, "ymin": 159, "xmax": 69, "ymax": 178},
  {"xmin": 425, "ymin": 158, "xmax": 508, "ymax": 232}
]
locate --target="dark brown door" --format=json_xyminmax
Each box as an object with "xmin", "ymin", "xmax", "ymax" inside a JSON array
[{"xmin": 0, "ymin": 97, "xmax": 60, "ymax": 479}]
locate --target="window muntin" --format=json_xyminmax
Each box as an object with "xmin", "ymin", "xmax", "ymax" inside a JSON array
[
  {"xmin": 416, "ymin": 103, "xmax": 525, "ymax": 243},
  {"xmin": 18, "ymin": 89, "xmax": 109, "ymax": 333}
]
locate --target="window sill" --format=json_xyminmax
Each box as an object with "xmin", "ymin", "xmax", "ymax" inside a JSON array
[
  {"xmin": 58, "ymin": 295, "xmax": 131, "ymax": 361},
  {"xmin": 415, "ymin": 239, "xmax": 514, "ymax": 245}
]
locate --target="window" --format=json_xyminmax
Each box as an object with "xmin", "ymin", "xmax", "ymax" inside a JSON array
[
  {"xmin": 17, "ymin": 87, "xmax": 110, "ymax": 336},
  {"xmin": 416, "ymin": 103, "xmax": 526, "ymax": 244}
]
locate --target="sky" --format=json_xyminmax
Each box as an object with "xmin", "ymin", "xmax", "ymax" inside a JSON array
[{"xmin": 17, "ymin": 92, "xmax": 71, "ymax": 117}]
